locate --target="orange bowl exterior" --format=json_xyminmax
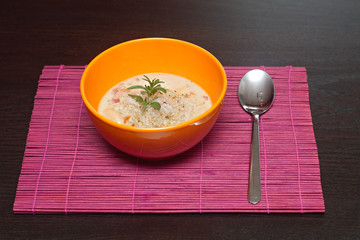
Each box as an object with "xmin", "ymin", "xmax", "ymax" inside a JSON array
[{"xmin": 80, "ymin": 38, "xmax": 227, "ymax": 160}]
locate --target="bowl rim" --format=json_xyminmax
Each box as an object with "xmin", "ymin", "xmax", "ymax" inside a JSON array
[{"xmin": 80, "ymin": 37, "xmax": 227, "ymax": 133}]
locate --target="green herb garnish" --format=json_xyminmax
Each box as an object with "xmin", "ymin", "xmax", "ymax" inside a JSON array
[{"xmin": 127, "ymin": 75, "xmax": 167, "ymax": 112}]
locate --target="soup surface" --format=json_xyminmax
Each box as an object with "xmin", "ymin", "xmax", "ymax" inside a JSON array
[{"xmin": 98, "ymin": 73, "xmax": 212, "ymax": 128}]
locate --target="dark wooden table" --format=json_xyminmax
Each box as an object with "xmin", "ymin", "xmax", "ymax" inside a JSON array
[{"xmin": 1, "ymin": 0, "xmax": 359, "ymax": 239}]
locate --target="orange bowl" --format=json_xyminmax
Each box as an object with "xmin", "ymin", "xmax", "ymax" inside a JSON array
[{"xmin": 80, "ymin": 38, "xmax": 227, "ymax": 160}]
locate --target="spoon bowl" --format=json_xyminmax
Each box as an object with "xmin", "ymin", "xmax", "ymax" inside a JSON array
[
  {"xmin": 238, "ymin": 69, "xmax": 275, "ymax": 115},
  {"xmin": 238, "ymin": 69, "xmax": 275, "ymax": 204}
]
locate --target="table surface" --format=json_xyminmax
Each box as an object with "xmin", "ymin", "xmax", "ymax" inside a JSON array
[{"xmin": 1, "ymin": 0, "xmax": 359, "ymax": 239}]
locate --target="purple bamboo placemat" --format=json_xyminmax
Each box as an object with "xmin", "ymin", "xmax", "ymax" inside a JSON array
[{"xmin": 13, "ymin": 65, "xmax": 325, "ymax": 214}]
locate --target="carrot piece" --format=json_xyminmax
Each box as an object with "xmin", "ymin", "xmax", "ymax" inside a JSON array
[{"xmin": 124, "ymin": 116, "xmax": 130, "ymax": 124}]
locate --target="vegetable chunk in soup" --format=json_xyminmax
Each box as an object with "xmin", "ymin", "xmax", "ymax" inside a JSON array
[{"xmin": 98, "ymin": 73, "xmax": 212, "ymax": 128}]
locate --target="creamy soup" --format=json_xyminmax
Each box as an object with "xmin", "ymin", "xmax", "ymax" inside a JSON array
[{"xmin": 98, "ymin": 73, "xmax": 212, "ymax": 128}]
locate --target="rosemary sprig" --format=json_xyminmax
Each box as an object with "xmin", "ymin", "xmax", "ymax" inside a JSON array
[{"xmin": 127, "ymin": 75, "xmax": 166, "ymax": 112}]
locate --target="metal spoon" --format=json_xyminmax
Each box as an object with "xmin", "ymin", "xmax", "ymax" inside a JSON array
[{"xmin": 238, "ymin": 69, "xmax": 275, "ymax": 204}]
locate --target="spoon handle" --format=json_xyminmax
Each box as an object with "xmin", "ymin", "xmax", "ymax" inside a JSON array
[{"xmin": 249, "ymin": 114, "xmax": 261, "ymax": 204}]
